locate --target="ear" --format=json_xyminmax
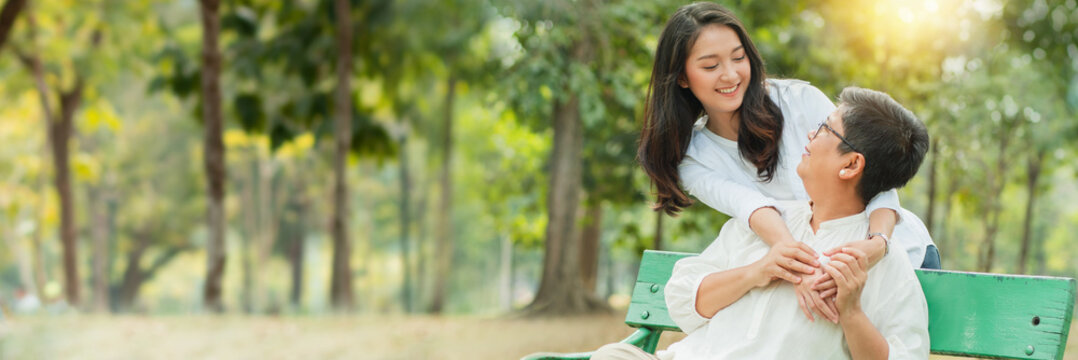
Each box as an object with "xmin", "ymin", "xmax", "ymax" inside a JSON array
[
  {"xmin": 839, "ymin": 153, "xmax": 865, "ymax": 180},
  {"xmin": 678, "ymin": 74, "xmax": 689, "ymax": 88}
]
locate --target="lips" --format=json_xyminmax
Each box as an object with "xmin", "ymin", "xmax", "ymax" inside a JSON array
[{"xmin": 717, "ymin": 83, "xmax": 739, "ymax": 95}]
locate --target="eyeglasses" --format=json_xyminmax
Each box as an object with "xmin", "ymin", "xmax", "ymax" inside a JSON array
[{"xmin": 812, "ymin": 122, "xmax": 860, "ymax": 153}]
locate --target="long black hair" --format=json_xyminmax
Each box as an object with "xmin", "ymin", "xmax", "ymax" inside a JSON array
[{"xmin": 638, "ymin": 2, "xmax": 784, "ymax": 215}]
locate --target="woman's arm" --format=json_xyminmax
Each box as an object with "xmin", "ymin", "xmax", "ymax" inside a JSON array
[
  {"xmin": 749, "ymin": 207, "xmax": 797, "ymax": 246},
  {"xmin": 694, "ymin": 241, "xmax": 818, "ymax": 318},
  {"xmin": 680, "ymin": 156, "xmax": 797, "ymax": 247}
]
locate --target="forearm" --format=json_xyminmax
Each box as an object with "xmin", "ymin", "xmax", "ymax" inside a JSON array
[
  {"xmin": 840, "ymin": 309, "xmax": 889, "ymax": 360},
  {"xmin": 695, "ymin": 264, "xmax": 763, "ymax": 318},
  {"xmin": 868, "ymin": 208, "xmax": 897, "ymax": 238},
  {"xmin": 859, "ymin": 208, "xmax": 897, "ymax": 266},
  {"xmin": 843, "ymin": 239, "xmax": 886, "ymax": 267},
  {"xmin": 748, "ymin": 207, "xmax": 795, "ymax": 246}
]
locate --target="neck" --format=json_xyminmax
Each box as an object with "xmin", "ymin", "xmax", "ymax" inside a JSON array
[
  {"xmin": 705, "ymin": 110, "xmax": 739, "ymax": 140},
  {"xmin": 808, "ymin": 191, "xmax": 866, "ymax": 233}
]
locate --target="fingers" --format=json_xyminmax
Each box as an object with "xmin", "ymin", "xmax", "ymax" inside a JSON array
[
  {"xmin": 831, "ymin": 253, "xmax": 865, "ymax": 281},
  {"xmin": 775, "ymin": 243, "xmax": 819, "ymax": 275},
  {"xmin": 841, "ymin": 246, "xmax": 867, "ymax": 259},
  {"xmin": 830, "ymin": 256, "xmax": 861, "ymax": 294},
  {"xmin": 818, "ymin": 287, "xmax": 837, "ymax": 299},
  {"xmin": 771, "ymin": 265, "xmax": 802, "ymax": 284},
  {"xmin": 812, "ymin": 277, "xmax": 835, "ymax": 291},
  {"xmin": 841, "ymin": 247, "xmax": 870, "ymax": 272},
  {"xmin": 821, "ymin": 262, "xmax": 847, "ymax": 288},
  {"xmin": 782, "ymin": 256, "xmax": 817, "ymax": 275},
  {"xmin": 822, "ymin": 247, "xmax": 842, "ymax": 257},
  {"xmin": 825, "ymin": 298, "xmax": 839, "ymax": 320},
  {"xmin": 793, "ymin": 242, "xmax": 820, "ymax": 262},
  {"xmin": 809, "ymin": 289, "xmax": 837, "ymax": 323},
  {"xmin": 796, "ymin": 290, "xmax": 814, "ymax": 321}
]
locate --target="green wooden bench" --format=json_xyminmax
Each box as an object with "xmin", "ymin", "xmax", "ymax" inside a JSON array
[{"xmin": 524, "ymin": 250, "xmax": 1077, "ymax": 360}]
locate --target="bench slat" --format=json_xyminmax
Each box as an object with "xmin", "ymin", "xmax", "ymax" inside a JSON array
[
  {"xmin": 625, "ymin": 250, "xmax": 1076, "ymax": 359},
  {"xmin": 917, "ymin": 269, "xmax": 1076, "ymax": 359}
]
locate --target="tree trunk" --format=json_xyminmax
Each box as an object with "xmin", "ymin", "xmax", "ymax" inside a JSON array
[
  {"xmin": 525, "ymin": 62, "xmax": 608, "ymax": 314},
  {"xmin": 579, "ymin": 200, "xmax": 601, "ymax": 292},
  {"xmin": 978, "ymin": 131, "xmax": 1009, "ymax": 273},
  {"xmin": 430, "ymin": 76, "xmax": 456, "ymax": 314},
  {"xmin": 924, "ymin": 138, "xmax": 939, "ymax": 236},
  {"xmin": 90, "ymin": 184, "xmax": 112, "ymax": 312},
  {"xmin": 117, "ymin": 233, "xmax": 187, "ymax": 313},
  {"xmin": 198, "ymin": 0, "xmax": 227, "ymax": 313},
  {"xmin": 53, "ymin": 77, "xmax": 84, "ymax": 307},
  {"xmin": 17, "ymin": 10, "xmax": 84, "ymax": 306},
  {"xmin": 289, "ymin": 168, "xmax": 308, "ymax": 308},
  {"xmin": 0, "ymin": 0, "xmax": 26, "ymax": 51},
  {"xmin": 117, "ymin": 233, "xmax": 150, "ymax": 312},
  {"xmin": 1017, "ymin": 150, "xmax": 1043, "ymax": 274},
  {"xmin": 398, "ymin": 133, "xmax": 413, "ymax": 313},
  {"xmin": 329, "ymin": 0, "xmax": 354, "ymax": 310}
]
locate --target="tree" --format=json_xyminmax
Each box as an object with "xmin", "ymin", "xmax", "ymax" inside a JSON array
[
  {"xmin": 0, "ymin": 0, "xmax": 25, "ymax": 51},
  {"xmin": 327, "ymin": 0, "xmax": 355, "ymax": 310},
  {"xmin": 9, "ymin": 1, "xmax": 105, "ymax": 307},
  {"xmin": 498, "ymin": 0, "xmax": 678, "ymax": 314}
]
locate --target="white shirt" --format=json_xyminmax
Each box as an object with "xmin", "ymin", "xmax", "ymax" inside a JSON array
[
  {"xmin": 660, "ymin": 201, "xmax": 930, "ymax": 360},
  {"xmin": 678, "ymin": 79, "xmax": 934, "ymax": 266}
]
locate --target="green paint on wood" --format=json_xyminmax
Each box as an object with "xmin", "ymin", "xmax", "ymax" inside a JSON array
[{"xmin": 916, "ymin": 269, "xmax": 1076, "ymax": 360}]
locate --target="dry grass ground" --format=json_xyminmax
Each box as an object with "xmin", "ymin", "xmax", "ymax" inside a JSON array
[{"xmin": 0, "ymin": 312, "xmax": 1075, "ymax": 359}]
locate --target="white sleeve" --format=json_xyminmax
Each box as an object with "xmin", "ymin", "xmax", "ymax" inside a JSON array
[
  {"xmin": 865, "ymin": 189, "xmax": 905, "ymax": 225},
  {"xmin": 664, "ymin": 221, "xmax": 739, "ymax": 334},
  {"xmin": 789, "ymin": 81, "xmax": 836, "ymax": 131},
  {"xmin": 867, "ymin": 258, "xmax": 930, "ymax": 359},
  {"xmin": 679, "ymin": 154, "xmax": 778, "ymax": 229}
]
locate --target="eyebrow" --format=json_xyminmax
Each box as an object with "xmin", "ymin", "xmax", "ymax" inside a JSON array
[{"xmin": 694, "ymin": 45, "xmax": 745, "ymax": 61}]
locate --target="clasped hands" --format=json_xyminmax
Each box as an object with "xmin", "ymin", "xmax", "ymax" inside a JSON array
[{"xmin": 751, "ymin": 240, "xmax": 870, "ymax": 324}]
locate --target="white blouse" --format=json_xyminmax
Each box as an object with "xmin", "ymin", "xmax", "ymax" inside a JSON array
[
  {"xmin": 678, "ymin": 79, "xmax": 934, "ymax": 266},
  {"xmin": 660, "ymin": 201, "xmax": 930, "ymax": 360}
]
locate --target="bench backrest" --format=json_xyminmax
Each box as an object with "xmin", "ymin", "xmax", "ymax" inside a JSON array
[{"xmin": 626, "ymin": 250, "xmax": 1077, "ymax": 360}]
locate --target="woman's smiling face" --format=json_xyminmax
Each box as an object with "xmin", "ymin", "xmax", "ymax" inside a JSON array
[{"xmin": 680, "ymin": 24, "xmax": 752, "ymax": 120}]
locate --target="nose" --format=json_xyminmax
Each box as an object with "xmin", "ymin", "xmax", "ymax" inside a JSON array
[
  {"xmin": 807, "ymin": 127, "xmax": 817, "ymax": 141},
  {"xmin": 719, "ymin": 63, "xmax": 736, "ymax": 82}
]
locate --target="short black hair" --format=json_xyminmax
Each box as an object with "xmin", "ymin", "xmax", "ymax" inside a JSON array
[{"xmin": 837, "ymin": 87, "xmax": 930, "ymax": 205}]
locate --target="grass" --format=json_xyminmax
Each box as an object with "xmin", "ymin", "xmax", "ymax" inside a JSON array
[{"xmin": 0, "ymin": 311, "xmax": 1075, "ymax": 359}]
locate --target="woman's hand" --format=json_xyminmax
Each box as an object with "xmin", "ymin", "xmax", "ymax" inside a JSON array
[
  {"xmin": 811, "ymin": 272, "xmax": 838, "ymax": 299},
  {"xmin": 795, "ymin": 270, "xmax": 839, "ymax": 323},
  {"xmin": 820, "ymin": 247, "xmax": 869, "ymax": 318},
  {"xmin": 750, "ymin": 241, "xmax": 819, "ymax": 288},
  {"xmin": 814, "ymin": 236, "xmax": 885, "ymax": 298}
]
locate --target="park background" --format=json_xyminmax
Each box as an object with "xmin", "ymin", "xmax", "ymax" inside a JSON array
[{"xmin": 0, "ymin": 0, "xmax": 1077, "ymax": 358}]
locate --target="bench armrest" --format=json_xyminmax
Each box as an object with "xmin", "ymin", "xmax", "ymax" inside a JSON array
[{"xmin": 519, "ymin": 328, "xmax": 656, "ymax": 360}]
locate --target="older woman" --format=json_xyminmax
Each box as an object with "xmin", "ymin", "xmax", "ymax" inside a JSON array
[{"xmin": 599, "ymin": 87, "xmax": 931, "ymax": 359}]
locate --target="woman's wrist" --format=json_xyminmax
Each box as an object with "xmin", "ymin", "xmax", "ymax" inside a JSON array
[{"xmin": 745, "ymin": 260, "xmax": 772, "ymax": 288}]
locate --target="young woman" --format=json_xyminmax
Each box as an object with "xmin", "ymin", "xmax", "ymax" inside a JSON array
[{"xmin": 636, "ymin": 2, "xmax": 938, "ymax": 321}]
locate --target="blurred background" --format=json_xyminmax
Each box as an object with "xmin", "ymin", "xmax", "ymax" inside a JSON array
[{"xmin": 0, "ymin": 0, "xmax": 1076, "ymax": 358}]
